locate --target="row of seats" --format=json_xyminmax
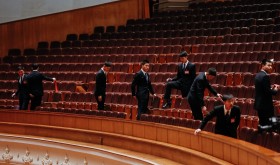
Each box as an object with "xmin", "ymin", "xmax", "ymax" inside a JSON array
[
  {"xmin": 3, "ymin": 51, "xmax": 280, "ymax": 67},
  {"xmin": 71, "ymin": 32, "xmax": 280, "ymax": 47},
  {"xmin": 0, "ymin": 71, "xmax": 93, "ymax": 83},
  {"xmin": 2, "ymin": 61, "xmax": 280, "ymax": 75},
  {"xmin": 0, "ymin": 92, "xmax": 258, "ymax": 128},
  {"xmin": 4, "ymin": 54, "xmax": 158, "ymax": 64},
  {"xmin": 141, "ymin": 112, "xmax": 258, "ymax": 132},
  {"xmin": 0, "ymin": 89, "xmax": 263, "ymax": 118},
  {"xmin": 0, "ymin": 80, "xmax": 78, "ymax": 92},
  {"xmin": 36, "ymin": 106, "xmax": 127, "ymax": 119},
  {"xmin": 148, "ymin": 111, "xmax": 258, "ymax": 131},
  {"xmin": 7, "ymin": 45, "xmax": 183, "ymax": 56},
  {"xmin": 33, "ymin": 24, "xmax": 280, "ymax": 50},
  {"xmin": 148, "ymin": 109, "xmax": 259, "ymax": 129},
  {"xmin": 4, "ymin": 71, "xmax": 279, "ymax": 88},
  {"xmin": 6, "ymin": 42, "xmax": 280, "ymax": 58},
  {"xmin": 239, "ymin": 127, "xmax": 280, "ymax": 152},
  {"xmin": 0, "ymin": 61, "xmax": 271, "ymax": 73},
  {"xmin": 134, "ymin": 11, "xmax": 279, "ymax": 25},
  {"xmin": 97, "ymin": 25, "xmax": 280, "ymax": 40},
  {"xmin": 7, "ymin": 26, "xmax": 278, "ymax": 56},
  {"xmin": 158, "ymin": 3, "xmax": 280, "ymax": 17},
  {"xmin": 161, "ymin": 52, "xmax": 278, "ymax": 63},
  {"xmin": 126, "ymin": 18, "xmax": 273, "ymax": 30},
  {"xmin": 38, "ymin": 36, "xmax": 221, "ymax": 49},
  {"xmin": 33, "ymin": 33, "xmax": 280, "ymax": 50},
  {"xmin": 31, "ymin": 87, "xmax": 267, "ymax": 113},
  {"xmin": 86, "ymin": 28, "xmax": 233, "ymax": 40},
  {"xmin": 189, "ymin": 1, "xmax": 280, "ymax": 10},
  {"xmin": 140, "ymin": 114, "xmax": 215, "ymax": 131},
  {"xmin": 192, "ymin": 42, "xmax": 280, "ymax": 53}
]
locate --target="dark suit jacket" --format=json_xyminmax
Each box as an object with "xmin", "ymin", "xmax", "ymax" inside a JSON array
[
  {"xmin": 131, "ymin": 70, "xmax": 154, "ymax": 98},
  {"xmin": 254, "ymin": 71, "xmax": 277, "ymax": 112},
  {"xmin": 187, "ymin": 72, "xmax": 218, "ymax": 107},
  {"xmin": 94, "ymin": 69, "xmax": 106, "ymax": 96},
  {"xmin": 15, "ymin": 74, "xmax": 29, "ymax": 98},
  {"xmin": 199, "ymin": 105, "xmax": 241, "ymax": 138},
  {"xmin": 172, "ymin": 62, "xmax": 196, "ymax": 85},
  {"xmin": 26, "ymin": 71, "xmax": 53, "ymax": 96}
]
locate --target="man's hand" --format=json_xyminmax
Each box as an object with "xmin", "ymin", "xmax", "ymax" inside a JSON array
[
  {"xmin": 166, "ymin": 78, "xmax": 172, "ymax": 82},
  {"xmin": 272, "ymin": 84, "xmax": 279, "ymax": 90},
  {"xmin": 202, "ymin": 106, "xmax": 207, "ymax": 111},
  {"xmin": 53, "ymin": 78, "xmax": 56, "ymax": 81},
  {"xmin": 98, "ymin": 96, "xmax": 102, "ymax": 101},
  {"xmin": 29, "ymin": 94, "xmax": 34, "ymax": 98},
  {"xmin": 194, "ymin": 129, "xmax": 201, "ymax": 135},
  {"xmin": 153, "ymin": 94, "xmax": 157, "ymax": 97},
  {"xmin": 217, "ymin": 93, "xmax": 223, "ymax": 98},
  {"xmin": 11, "ymin": 93, "xmax": 16, "ymax": 98}
]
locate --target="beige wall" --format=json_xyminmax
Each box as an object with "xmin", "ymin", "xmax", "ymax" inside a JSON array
[{"xmin": 0, "ymin": 0, "xmax": 150, "ymax": 57}]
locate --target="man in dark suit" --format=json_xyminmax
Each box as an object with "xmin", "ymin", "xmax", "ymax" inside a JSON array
[
  {"xmin": 26, "ymin": 63, "xmax": 56, "ymax": 110},
  {"xmin": 162, "ymin": 51, "xmax": 196, "ymax": 109},
  {"xmin": 194, "ymin": 94, "xmax": 241, "ymax": 138},
  {"xmin": 94, "ymin": 61, "xmax": 112, "ymax": 110},
  {"xmin": 187, "ymin": 68, "xmax": 222, "ymax": 120},
  {"xmin": 12, "ymin": 66, "xmax": 29, "ymax": 110},
  {"xmin": 131, "ymin": 60, "xmax": 156, "ymax": 120},
  {"xmin": 254, "ymin": 59, "xmax": 278, "ymax": 127}
]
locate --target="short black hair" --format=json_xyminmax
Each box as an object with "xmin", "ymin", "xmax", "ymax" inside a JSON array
[
  {"xmin": 32, "ymin": 63, "xmax": 39, "ymax": 70},
  {"xmin": 207, "ymin": 67, "xmax": 217, "ymax": 76},
  {"xmin": 141, "ymin": 60, "xmax": 149, "ymax": 66},
  {"xmin": 222, "ymin": 94, "xmax": 234, "ymax": 101},
  {"xmin": 261, "ymin": 59, "xmax": 273, "ymax": 65},
  {"xmin": 104, "ymin": 61, "xmax": 112, "ymax": 67},
  {"xmin": 17, "ymin": 65, "xmax": 24, "ymax": 71},
  {"xmin": 179, "ymin": 51, "xmax": 188, "ymax": 57}
]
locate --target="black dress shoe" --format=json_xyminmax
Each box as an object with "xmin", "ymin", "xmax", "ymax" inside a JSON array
[{"xmin": 162, "ymin": 102, "xmax": 171, "ymax": 109}]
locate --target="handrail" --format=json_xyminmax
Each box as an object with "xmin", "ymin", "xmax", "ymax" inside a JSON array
[{"xmin": 0, "ymin": 110, "xmax": 279, "ymax": 165}]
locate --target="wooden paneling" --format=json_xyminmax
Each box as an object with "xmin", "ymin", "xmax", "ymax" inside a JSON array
[
  {"xmin": 0, "ymin": 110, "xmax": 280, "ymax": 165},
  {"xmin": 0, "ymin": 0, "xmax": 150, "ymax": 57}
]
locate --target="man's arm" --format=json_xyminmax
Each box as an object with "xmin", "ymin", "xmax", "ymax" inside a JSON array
[
  {"xmin": 148, "ymin": 78, "xmax": 155, "ymax": 95},
  {"xmin": 195, "ymin": 107, "xmax": 217, "ymax": 135},
  {"xmin": 233, "ymin": 106, "xmax": 241, "ymax": 129},
  {"xmin": 131, "ymin": 73, "xmax": 139, "ymax": 96},
  {"xmin": 196, "ymin": 78, "xmax": 206, "ymax": 107},
  {"xmin": 171, "ymin": 65, "xmax": 180, "ymax": 81},
  {"xmin": 42, "ymin": 74, "xmax": 55, "ymax": 82},
  {"xmin": 189, "ymin": 63, "xmax": 196, "ymax": 81},
  {"xmin": 263, "ymin": 75, "xmax": 277, "ymax": 96},
  {"xmin": 206, "ymin": 82, "xmax": 218, "ymax": 96},
  {"xmin": 95, "ymin": 72, "xmax": 103, "ymax": 96}
]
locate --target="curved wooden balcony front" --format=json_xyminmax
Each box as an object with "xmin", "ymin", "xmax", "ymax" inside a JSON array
[{"xmin": 0, "ymin": 110, "xmax": 279, "ymax": 165}]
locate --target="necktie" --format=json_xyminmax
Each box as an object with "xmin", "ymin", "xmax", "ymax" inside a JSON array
[
  {"xmin": 183, "ymin": 63, "xmax": 186, "ymax": 70},
  {"xmin": 19, "ymin": 76, "xmax": 22, "ymax": 84},
  {"xmin": 225, "ymin": 111, "xmax": 230, "ymax": 122},
  {"xmin": 145, "ymin": 73, "xmax": 148, "ymax": 82}
]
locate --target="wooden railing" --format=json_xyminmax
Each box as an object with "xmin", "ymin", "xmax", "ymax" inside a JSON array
[{"xmin": 0, "ymin": 110, "xmax": 279, "ymax": 165}]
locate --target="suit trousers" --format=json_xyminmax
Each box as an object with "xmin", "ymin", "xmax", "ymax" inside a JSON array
[
  {"xmin": 137, "ymin": 94, "xmax": 149, "ymax": 120},
  {"xmin": 30, "ymin": 95, "xmax": 42, "ymax": 110},
  {"xmin": 95, "ymin": 94, "xmax": 106, "ymax": 110},
  {"xmin": 19, "ymin": 96, "xmax": 29, "ymax": 110},
  {"xmin": 164, "ymin": 81, "xmax": 189, "ymax": 101},
  {"xmin": 258, "ymin": 108, "xmax": 274, "ymax": 126},
  {"xmin": 188, "ymin": 97, "xmax": 203, "ymax": 120}
]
